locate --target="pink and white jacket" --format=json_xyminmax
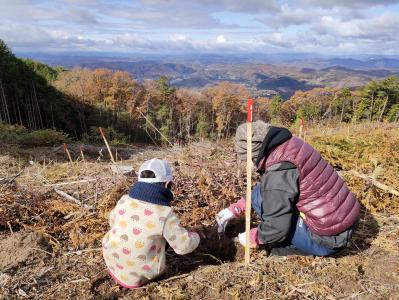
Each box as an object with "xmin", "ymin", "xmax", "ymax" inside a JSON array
[{"xmin": 102, "ymin": 195, "xmax": 200, "ymax": 288}]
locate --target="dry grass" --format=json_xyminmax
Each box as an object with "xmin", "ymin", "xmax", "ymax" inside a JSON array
[{"xmin": 0, "ymin": 122, "xmax": 398, "ymax": 299}]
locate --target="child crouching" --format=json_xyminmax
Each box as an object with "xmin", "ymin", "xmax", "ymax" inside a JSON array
[{"xmin": 102, "ymin": 159, "xmax": 200, "ymax": 288}]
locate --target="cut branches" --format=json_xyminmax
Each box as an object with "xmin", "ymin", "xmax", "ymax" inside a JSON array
[{"xmin": 54, "ymin": 188, "xmax": 94, "ymax": 210}]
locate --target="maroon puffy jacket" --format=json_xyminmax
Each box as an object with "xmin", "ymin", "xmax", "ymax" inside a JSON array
[{"xmin": 263, "ymin": 136, "xmax": 360, "ymax": 236}]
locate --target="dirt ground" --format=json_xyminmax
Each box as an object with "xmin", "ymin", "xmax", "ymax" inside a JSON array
[{"xmin": 0, "ymin": 123, "xmax": 398, "ymax": 299}]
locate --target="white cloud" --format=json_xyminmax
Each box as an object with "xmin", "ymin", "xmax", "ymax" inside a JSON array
[
  {"xmin": 217, "ymin": 35, "xmax": 226, "ymax": 43},
  {"xmin": 299, "ymin": 0, "xmax": 399, "ymax": 9},
  {"xmin": 169, "ymin": 34, "xmax": 189, "ymax": 42},
  {"xmin": 0, "ymin": 0, "xmax": 399, "ymax": 54},
  {"xmin": 315, "ymin": 12, "xmax": 399, "ymax": 40},
  {"xmin": 138, "ymin": 0, "xmax": 279, "ymax": 13},
  {"xmin": 258, "ymin": 4, "xmax": 316, "ymax": 28}
]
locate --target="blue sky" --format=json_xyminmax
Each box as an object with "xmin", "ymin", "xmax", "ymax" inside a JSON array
[{"xmin": 1, "ymin": 0, "xmax": 399, "ymax": 55}]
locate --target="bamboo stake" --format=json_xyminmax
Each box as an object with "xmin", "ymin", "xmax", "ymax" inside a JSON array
[
  {"xmin": 63, "ymin": 143, "xmax": 73, "ymax": 164},
  {"xmin": 99, "ymin": 127, "xmax": 115, "ymax": 163},
  {"xmin": 80, "ymin": 146, "xmax": 85, "ymax": 162},
  {"xmin": 137, "ymin": 109, "xmax": 174, "ymax": 147},
  {"xmin": 299, "ymin": 117, "xmax": 304, "ymax": 140},
  {"xmin": 245, "ymin": 98, "xmax": 253, "ymax": 264}
]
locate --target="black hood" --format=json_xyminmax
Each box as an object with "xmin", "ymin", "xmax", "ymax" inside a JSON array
[{"xmin": 255, "ymin": 126, "xmax": 292, "ymax": 169}]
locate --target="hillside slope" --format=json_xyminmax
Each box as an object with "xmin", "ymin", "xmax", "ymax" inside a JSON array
[{"xmin": 0, "ymin": 123, "xmax": 398, "ymax": 299}]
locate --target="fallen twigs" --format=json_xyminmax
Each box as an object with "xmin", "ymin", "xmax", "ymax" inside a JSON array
[
  {"xmin": 341, "ymin": 170, "xmax": 399, "ymax": 196},
  {"xmin": 0, "ymin": 168, "xmax": 25, "ymax": 185},
  {"xmin": 54, "ymin": 188, "xmax": 94, "ymax": 210},
  {"xmin": 64, "ymin": 248, "xmax": 102, "ymax": 256},
  {"xmin": 44, "ymin": 178, "xmax": 99, "ymax": 187}
]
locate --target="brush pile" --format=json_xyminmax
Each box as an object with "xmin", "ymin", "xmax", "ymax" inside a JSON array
[{"xmin": 0, "ymin": 123, "xmax": 398, "ymax": 299}]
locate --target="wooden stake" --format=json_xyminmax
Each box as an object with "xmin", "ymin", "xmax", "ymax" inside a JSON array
[
  {"xmin": 299, "ymin": 117, "xmax": 304, "ymax": 140},
  {"xmin": 80, "ymin": 146, "xmax": 85, "ymax": 162},
  {"xmin": 245, "ymin": 99, "xmax": 253, "ymax": 265},
  {"xmin": 99, "ymin": 127, "xmax": 115, "ymax": 163},
  {"xmin": 137, "ymin": 109, "xmax": 174, "ymax": 147},
  {"xmin": 63, "ymin": 143, "xmax": 73, "ymax": 164}
]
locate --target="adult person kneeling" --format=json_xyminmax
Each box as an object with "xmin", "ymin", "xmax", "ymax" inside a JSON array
[{"xmin": 216, "ymin": 121, "xmax": 360, "ymax": 256}]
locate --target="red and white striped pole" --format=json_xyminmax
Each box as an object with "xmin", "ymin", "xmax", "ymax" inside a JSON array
[
  {"xmin": 299, "ymin": 117, "xmax": 305, "ymax": 140},
  {"xmin": 245, "ymin": 98, "xmax": 253, "ymax": 264}
]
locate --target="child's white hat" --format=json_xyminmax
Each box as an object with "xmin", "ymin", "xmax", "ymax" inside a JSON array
[{"xmin": 138, "ymin": 158, "xmax": 173, "ymax": 183}]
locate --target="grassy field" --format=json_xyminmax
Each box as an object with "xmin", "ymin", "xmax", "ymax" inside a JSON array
[{"xmin": 0, "ymin": 123, "xmax": 398, "ymax": 299}]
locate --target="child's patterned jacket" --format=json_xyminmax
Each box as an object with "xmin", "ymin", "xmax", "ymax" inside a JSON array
[{"xmin": 102, "ymin": 182, "xmax": 200, "ymax": 288}]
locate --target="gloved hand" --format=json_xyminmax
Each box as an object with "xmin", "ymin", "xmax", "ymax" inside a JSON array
[
  {"xmin": 236, "ymin": 229, "xmax": 260, "ymax": 248},
  {"xmin": 216, "ymin": 208, "xmax": 235, "ymax": 233}
]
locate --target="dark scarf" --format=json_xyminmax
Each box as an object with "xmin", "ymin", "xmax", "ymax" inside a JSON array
[
  {"xmin": 128, "ymin": 181, "xmax": 173, "ymax": 207},
  {"xmin": 255, "ymin": 126, "xmax": 292, "ymax": 171}
]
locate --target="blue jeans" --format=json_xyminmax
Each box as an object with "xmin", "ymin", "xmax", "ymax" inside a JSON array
[{"xmin": 251, "ymin": 184, "xmax": 336, "ymax": 256}]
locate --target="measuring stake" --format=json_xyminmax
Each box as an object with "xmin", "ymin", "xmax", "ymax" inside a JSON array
[
  {"xmin": 80, "ymin": 146, "xmax": 85, "ymax": 162},
  {"xmin": 245, "ymin": 98, "xmax": 253, "ymax": 264},
  {"xmin": 299, "ymin": 117, "xmax": 304, "ymax": 139},
  {"xmin": 63, "ymin": 143, "xmax": 73, "ymax": 164},
  {"xmin": 99, "ymin": 127, "xmax": 116, "ymax": 163}
]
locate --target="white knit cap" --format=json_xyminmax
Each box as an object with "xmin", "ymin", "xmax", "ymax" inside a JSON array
[{"xmin": 138, "ymin": 158, "xmax": 173, "ymax": 183}]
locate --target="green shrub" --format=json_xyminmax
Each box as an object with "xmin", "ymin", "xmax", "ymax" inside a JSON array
[
  {"xmin": 195, "ymin": 119, "xmax": 210, "ymax": 140},
  {"xmin": 0, "ymin": 124, "xmax": 28, "ymax": 143},
  {"xmin": 85, "ymin": 126, "xmax": 129, "ymax": 146},
  {"xmin": 21, "ymin": 129, "xmax": 69, "ymax": 146},
  {"xmin": 0, "ymin": 123, "xmax": 68, "ymax": 146},
  {"xmin": 109, "ymin": 138, "xmax": 129, "ymax": 147}
]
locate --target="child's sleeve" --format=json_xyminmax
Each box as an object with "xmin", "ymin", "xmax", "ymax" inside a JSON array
[{"xmin": 163, "ymin": 211, "xmax": 200, "ymax": 255}]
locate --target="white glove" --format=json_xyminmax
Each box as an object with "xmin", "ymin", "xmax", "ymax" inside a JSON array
[
  {"xmin": 216, "ymin": 208, "xmax": 235, "ymax": 233},
  {"xmin": 237, "ymin": 232, "xmax": 247, "ymax": 246},
  {"xmin": 236, "ymin": 232, "xmax": 257, "ymax": 248}
]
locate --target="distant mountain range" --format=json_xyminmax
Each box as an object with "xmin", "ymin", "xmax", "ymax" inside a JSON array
[
  {"xmin": 18, "ymin": 52, "xmax": 399, "ymax": 99},
  {"xmin": 292, "ymin": 58, "xmax": 399, "ymax": 70}
]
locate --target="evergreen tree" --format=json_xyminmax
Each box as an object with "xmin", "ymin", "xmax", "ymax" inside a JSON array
[{"xmin": 269, "ymin": 95, "xmax": 283, "ymax": 120}]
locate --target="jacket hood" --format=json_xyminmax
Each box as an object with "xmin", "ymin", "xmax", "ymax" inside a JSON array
[{"xmin": 255, "ymin": 126, "xmax": 292, "ymax": 169}]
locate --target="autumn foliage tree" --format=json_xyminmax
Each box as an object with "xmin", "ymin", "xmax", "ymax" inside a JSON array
[
  {"xmin": 206, "ymin": 81, "xmax": 249, "ymax": 139},
  {"xmin": 282, "ymin": 88, "xmax": 338, "ymax": 122}
]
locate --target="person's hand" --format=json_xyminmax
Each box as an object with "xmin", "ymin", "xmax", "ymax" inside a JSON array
[
  {"xmin": 236, "ymin": 230, "xmax": 259, "ymax": 248},
  {"xmin": 216, "ymin": 208, "xmax": 235, "ymax": 233}
]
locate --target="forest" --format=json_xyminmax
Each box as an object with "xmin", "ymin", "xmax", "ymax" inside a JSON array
[{"xmin": 1, "ymin": 39, "xmax": 399, "ymax": 147}]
